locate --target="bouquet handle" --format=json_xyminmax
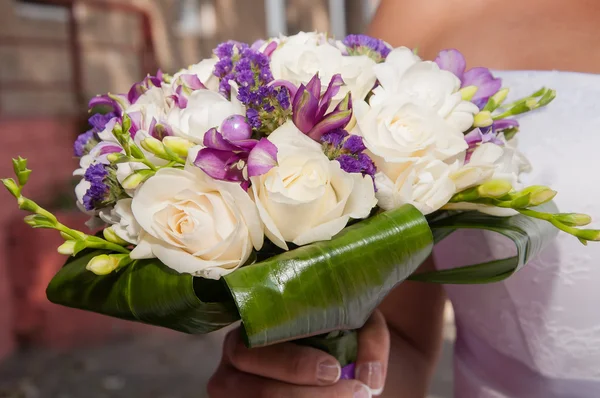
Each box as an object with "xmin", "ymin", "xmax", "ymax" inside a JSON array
[{"xmin": 295, "ymin": 329, "xmax": 358, "ymax": 380}]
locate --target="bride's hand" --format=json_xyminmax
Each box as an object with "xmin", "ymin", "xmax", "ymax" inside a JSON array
[{"xmin": 207, "ymin": 310, "xmax": 390, "ymax": 397}]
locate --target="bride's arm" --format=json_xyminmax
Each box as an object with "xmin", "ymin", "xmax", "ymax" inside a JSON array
[{"xmin": 378, "ymin": 257, "xmax": 447, "ymax": 397}]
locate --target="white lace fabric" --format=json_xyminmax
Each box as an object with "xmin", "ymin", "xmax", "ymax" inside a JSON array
[{"xmin": 433, "ymin": 71, "xmax": 600, "ymax": 397}]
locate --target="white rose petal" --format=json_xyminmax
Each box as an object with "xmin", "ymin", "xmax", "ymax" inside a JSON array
[
  {"xmin": 129, "ymin": 166, "xmax": 263, "ymax": 279},
  {"xmin": 270, "ymin": 32, "xmax": 377, "ymax": 103},
  {"xmin": 251, "ymin": 121, "xmax": 376, "ymax": 250},
  {"xmin": 375, "ymin": 159, "xmax": 459, "ymax": 215}
]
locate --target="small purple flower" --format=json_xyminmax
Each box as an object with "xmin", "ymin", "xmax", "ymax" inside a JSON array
[
  {"xmin": 88, "ymin": 112, "xmax": 117, "ymax": 131},
  {"xmin": 343, "ymin": 135, "xmax": 366, "ymax": 154},
  {"xmin": 83, "ymin": 164, "xmax": 110, "ymax": 211},
  {"xmin": 343, "ymin": 34, "xmax": 391, "ymax": 62},
  {"xmin": 127, "ymin": 71, "xmax": 163, "ymax": 104},
  {"xmin": 337, "ymin": 154, "xmax": 362, "ymax": 174},
  {"xmin": 321, "ymin": 129, "xmax": 348, "ymax": 148},
  {"xmin": 74, "ymin": 130, "xmax": 97, "ymax": 157},
  {"xmin": 435, "ymin": 49, "xmax": 502, "ymax": 109}
]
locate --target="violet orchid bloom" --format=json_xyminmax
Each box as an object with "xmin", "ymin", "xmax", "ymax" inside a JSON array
[
  {"xmin": 291, "ymin": 74, "xmax": 352, "ymax": 141},
  {"xmin": 435, "ymin": 49, "xmax": 502, "ymax": 109},
  {"xmin": 492, "ymin": 118, "xmax": 519, "ymax": 133},
  {"xmin": 88, "ymin": 94, "xmax": 129, "ymax": 114},
  {"xmin": 194, "ymin": 115, "xmax": 277, "ymax": 186}
]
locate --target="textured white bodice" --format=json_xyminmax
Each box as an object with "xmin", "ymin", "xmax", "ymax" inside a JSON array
[{"xmin": 434, "ymin": 71, "xmax": 600, "ymax": 397}]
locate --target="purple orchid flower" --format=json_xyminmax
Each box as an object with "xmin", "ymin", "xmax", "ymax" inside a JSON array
[
  {"xmin": 291, "ymin": 74, "xmax": 352, "ymax": 141},
  {"xmin": 194, "ymin": 115, "xmax": 278, "ymax": 186},
  {"xmin": 88, "ymin": 94, "xmax": 129, "ymax": 114},
  {"xmin": 435, "ymin": 49, "xmax": 502, "ymax": 109}
]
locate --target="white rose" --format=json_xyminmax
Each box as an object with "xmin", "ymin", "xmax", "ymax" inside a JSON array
[
  {"xmin": 129, "ymin": 165, "xmax": 263, "ymax": 279},
  {"xmin": 270, "ymin": 32, "xmax": 376, "ymax": 103},
  {"xmin": 99, "ymin": 198, "xmax": 141, "ymax": 244},
  {"xmin": 371, "ymin": 47, "xmax": 478, "ymax": 132},
  {"xmin": 167, "ymin": 86, "xmax": 244, "ymax": 144},
  {"xmin": 251, "ymin": 121, "xmax": 376, "ymax": 250},
  {"xmin": 172, "ymin": 58, "xmax": 219, "ymax": 91},
  {"xmin": 375, "ymin": 158, "xmax": 459, "ymax": 215},
  {"xmin": 354, "ymin": 99, "xmax": 468, "ymax": 164}
]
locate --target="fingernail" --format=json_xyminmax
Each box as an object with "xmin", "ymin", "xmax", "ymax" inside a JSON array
[
  {"xmin": 354, "ymin": 383, "xmax": 372, "ymax": 398},
  {"xmin": 317, "ymin": 360, "xmax": 341, "ymax": 384},
  {"xmin": 356, "ymin": 362, "xmax": 384, "ymax": 395}
]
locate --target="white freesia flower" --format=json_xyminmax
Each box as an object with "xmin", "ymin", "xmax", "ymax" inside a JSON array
[
  {"xmin": 251, "ymin": 121, "xmax": 376, "ymax": 250},
  {"xmin": 99, "ymin": 199, "xmax": 141, "ymax": 244},
  {"xmin": 270, "ymin": 31, "xmax": 377, "ymax": 103},
  {"xmin": 129, "ymin": 165, "xmax": 263, "ymax": 279},
  {"xmin": 375, "ymin": 158, "xmax": 459, "ymax": 215},
  {"xmin": 354, "ymin": 99, "xmax": 468, "ymax": 164},
  {"xmin": 371, "ymin": 47, "xmax": 479, "ymax": 132},
  {"xmin": 167, "ymin": 85, "xmax": 244, "ymax": 144},
  {"xmin": 451, "ymin": 141, "xmax": 530, "ymax": 192},
  {"xmin": 75, "ymin": 178, "xmax": 91, "ymax": 214},
  {"xmin": 172, "ymin": 58, "xmax": 219, "ymax": 91}
]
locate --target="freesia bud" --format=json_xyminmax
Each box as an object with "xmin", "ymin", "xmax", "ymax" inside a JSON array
[
  {"xmin": 510, "ymin": 193, "xmax": 532, "ymax": 209},
  {"xmin": 103, "ymin": 226, "xmax": 129, "ymax": 246},
  {"xmin": 23, "ymin": 214, "xmax": 56, "ymax": 228},
  {"xmin": 477, "ymin": 180, "xmax": 513, "ymax": 198},
  {"xmin": 519, "ymin": 186, "xmax": 557, "ymax": 206},
  {"xmin": 2, "ymin": 178, "xmax": 20, "ymax": 198},
  {"xmin": 140, "ymin": 137, "xmax": 168, "ymax": 159},
  {"xmin": 121, "ymin": 169, "xmax": 155, "ymax": 190},
  {"xmin": 18, "ymin": 197, "xmax": 38, "ymax": 212},
  {"xmin": 163, "ymin": 136, "xmax": 194, "ymax": 158},
  {"xmin": 554, "ymin": 213, "xmax": 592, "ymax": 227},
  {"xmin": 484, "ymin": 88, "xmax": 509, "ymax": 111},
  {"xmin": 459, "ymin": 86, "xmax": 478, "ymax": 101},
  {"xmin": 473, "ymin": 111, "xmax": 493, "ymax": 127},
  {"xmin": 538, "ymin": 89, "xmax": 556, "ymax": 107},
  {"xmin": 12, "ymin": 156, "xmax": 27, "ymax": 174},
  {"xmin": 577, "ymin": 229, "xmax": 600, "ymax": 242},
  {"xmin": 107, "ymin": 153, "xmax": 125, "ymax": 163},
  {"xmin": 57, "ymin": 240, "xmax": 76, "ymax": 255},
  {"xmin": 86, "ymin": 254, "xmax": 131, "ymax": 275}
]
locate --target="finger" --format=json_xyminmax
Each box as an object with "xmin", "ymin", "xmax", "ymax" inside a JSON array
[
  {"xmin": 222, "ymin": 328, "xmax": 342, "ymax": 386},
  {"xmin": 208, "ymin": 364, "xmax": 372, "ymax": 398},
  {"xmin": 355, "ymin": 310, "xmax": 390, "ymax": 395}
]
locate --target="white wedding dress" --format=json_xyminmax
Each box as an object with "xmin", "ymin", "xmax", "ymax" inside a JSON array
[{"xmin": 434, "ymin": 70, "xmax": 600, "ymax": 397}]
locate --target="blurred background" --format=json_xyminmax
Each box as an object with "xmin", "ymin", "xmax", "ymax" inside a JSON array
[{"xmin": 0, "ymin": 0, "xmax": 454, "ymax": 396}]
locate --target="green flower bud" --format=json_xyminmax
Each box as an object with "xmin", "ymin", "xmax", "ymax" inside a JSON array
[
  {"xmin": 450, "ymin": 186, "xmax": 481, "ymax": 203},
  {"xmin": 129, "ymin": 142, "xmax": 145, "ymax": 160},
  {"xmin": 122, "ymin": 113, "xmax": 132, "ymax": 134},
  {"xmin": 473, "ymin": 111, "xmax": 493, "ymax": 127},
  {"xmin": 163, "ymin": 136, "xmax": 194, "ymax": 158},
  {"xmin": 18, "ymin": 197, "xmax": 39, "ymax": 212},
  {"xmin": 489, "ymin": 88, "xmax": 509, "ymax": 107},
  {"xmin": 459, "ymin": 86, "xmax": 478, "ymax": 101},
  {"xmin": 12, "ymin": 156, "xmax": 27, "ymax": 174},
  {"xmin": 121, "ymin": 169, "xmax": 155, "ymax": 190},
  {"xmin": 103, "ymin": 226, "xmax": 129, "ymax": 246},
  {"xmin": 519, "ymin": 186, "xmax": 557, "ymax": 206},
  {"xmin": 576, "ymin": 229, "xmax": 600, "ymax": 242},
  {"xmin": 107, "ymin": 153, "xmax": 129, "ymax": 163},
  {"xmin": 538, "ymin": 89, "xmax": 556, "ymax": 107},
  {"xmin": 510, "ymin": 192, "xmax": 532, "ymax": 209},
  {"xmin": 477, "ymin": 180, "xmax": 513, "ymax": 198},
  {"xmin": 23, "ymin": 214, "xmax": 56, "ymax": 228},
  {"xmin": 2, "ymin": 178, "xmax": 20, "ymax": 198},
  {"xmin": 140, "ymin": 137, "xmax": 169, "ymax": 159},
  {"xmin": 554, "ymin": 213, "xmax": 592, "ymax": 227},
  {"xmin": 57, "ymin": 240, "xmax": 76, "ymax": 255},
  {"xmin": 86, "ymin": 254, "xmax": 131, "ymax": 275}
]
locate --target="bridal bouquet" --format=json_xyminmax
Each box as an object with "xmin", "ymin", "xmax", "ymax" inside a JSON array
[{"xmin": 5, "ymin": 32, "xmax": 598, "ymax": 378}]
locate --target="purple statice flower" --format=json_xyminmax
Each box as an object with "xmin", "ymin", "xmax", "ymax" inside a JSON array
[
  {"xmin": 343, "ymin": 34, "xmax": 391, "ymax": 62},
  {"xmin": 74, "ymin": 130, "xmax": 98, "ymax": 157},
  {"xmin": 73, "ymin": 111, "xmax": 118, "ymax": 157},
  {"xmin": 83, "ymin": 164, "xmax": 110, "ymax": 211},
  {"xmin": 320, "ymin": 129, "xmax": 376, "ymax": 181},
  {"xmin": 435, "ymin": 49, "xmax": 502, "ymax": 109}
]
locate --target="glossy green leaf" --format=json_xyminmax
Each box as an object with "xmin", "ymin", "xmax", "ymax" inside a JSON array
[
  {"xmin": 46, "ymin": 250, "xmax": 240, "ymax": 333},
  {"xmin": 223, "ymin": 204, "xmax": 433, "ymax": 348},
  {"xmin": 409, "ymin": 202, "xmax": 559, "ymax": 283}
]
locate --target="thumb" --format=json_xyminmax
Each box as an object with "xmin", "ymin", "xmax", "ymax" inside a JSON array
[{"xmin": 355, "ymin": 310, "xmax": 390, "ymax": 396}]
